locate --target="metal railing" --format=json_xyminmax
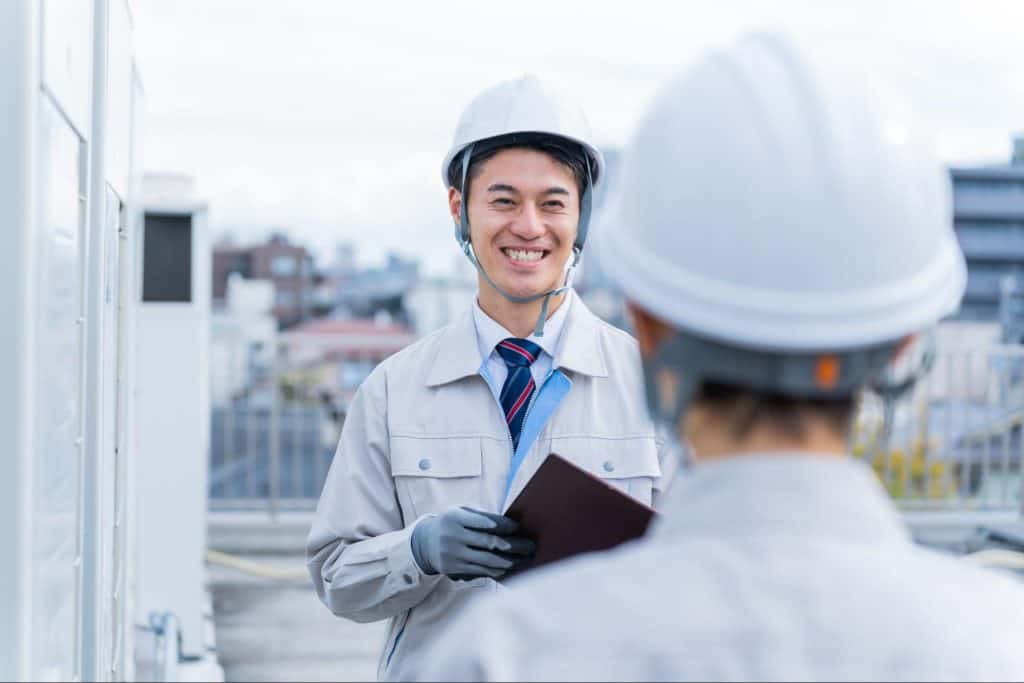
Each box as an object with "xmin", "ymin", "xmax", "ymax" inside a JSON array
[
  {"xmin": 209, "ymin": 335, "xmax": 358, "ymax": 515},
  {"xmin": 209, "ymin": 401, "xmax": 336, "ymax": 511},
  {"xmin": 209, "ymin": 333, "xmax": 1024, "ymax": 516},
  {"xmin": 851, "ymin": 344, "xmax": 1024, "ymax": 511}
]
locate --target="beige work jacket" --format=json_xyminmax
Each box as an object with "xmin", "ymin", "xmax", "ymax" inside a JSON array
[{"xmin": 306, "ymin": 296, "xmax": 678, "ymax": 681}]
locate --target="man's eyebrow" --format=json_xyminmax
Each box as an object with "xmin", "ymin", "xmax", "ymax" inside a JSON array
[{"xmin": 485, "ymin": 184, "xmax": 571, "ymax": 195}]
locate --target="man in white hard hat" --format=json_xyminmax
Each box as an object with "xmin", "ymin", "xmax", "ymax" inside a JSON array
[
  {"xmin": 420, "ymin": 36, "xmax": 1024, "ymax": 681},
  {"xmin": 306, "ymin": 75, "xmax": 677, "ymax": 681}
]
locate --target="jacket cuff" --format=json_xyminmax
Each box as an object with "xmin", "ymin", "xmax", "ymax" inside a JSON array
[{"xmin": 385, "ymin": 515, "xmax": 439, "ymax": 592}]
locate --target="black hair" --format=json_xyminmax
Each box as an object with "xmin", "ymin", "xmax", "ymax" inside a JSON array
[
  {"xmin": 695, "ymin": 381, "xmax": 857, "ymax": 441},
  {"xmin": 447, "ymin": 133, "xmax": 596, "ymax": 205}
]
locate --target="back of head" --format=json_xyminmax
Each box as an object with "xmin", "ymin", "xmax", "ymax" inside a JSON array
[{"xmin": 595, "ymin": 33, "xmax": 966, "ymax": 434}]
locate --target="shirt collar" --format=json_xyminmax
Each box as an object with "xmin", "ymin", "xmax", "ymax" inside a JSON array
[
  {"xmin": 471, "ymin": 290, "xmax": 572, "ymax": 367},
  {"xmin": 426, "ymin": 289, "xmax": 608, "ymax": 387},
  {"xmin": 652, "ymin": 454, "xmax": 911, "ymax": 547}
]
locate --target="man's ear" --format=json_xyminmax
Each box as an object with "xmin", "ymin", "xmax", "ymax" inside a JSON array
[
  {"xmin": 892, "ymin": 334, "xmax": 918, "ymax": 361},
  {"xmin": 627, "ymin": 302, "xmax": 674, "ymax": 359},
  {"xmin": 448, "ymin": 187, "xmax": 462, "ymax": 225}
]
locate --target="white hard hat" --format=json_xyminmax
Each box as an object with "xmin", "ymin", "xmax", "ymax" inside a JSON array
[
  {"xmin": 597, "ymin": 33, "xmax": 966, "ymax": 354},
  {"xmin": 441, "ymin": 74, "xmax": 604, "ymax": 190}
]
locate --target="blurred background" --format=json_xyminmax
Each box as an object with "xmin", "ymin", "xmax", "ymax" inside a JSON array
[{"xmin": 2, "ymin": 1, "xmax": 1024, "ymax": 681}]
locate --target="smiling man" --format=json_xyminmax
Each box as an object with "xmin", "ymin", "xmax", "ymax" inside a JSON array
[{"xmin": 306, "ymin": 75, "xmax": 678, "ymax": 681}]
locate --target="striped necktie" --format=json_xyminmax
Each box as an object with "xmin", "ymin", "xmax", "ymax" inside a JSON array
[{"xmin": 496, "ymin": 338, "xmax": 542, "ymax": 451}]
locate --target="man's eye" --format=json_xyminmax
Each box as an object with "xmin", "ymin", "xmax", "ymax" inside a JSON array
[
  {"xmin": 544, "ymin": 201, "xmax": 565, "ymax": 209},
  {"xmin": 492, "ymin": 198, "xmax": 514, "ymax": 206}
]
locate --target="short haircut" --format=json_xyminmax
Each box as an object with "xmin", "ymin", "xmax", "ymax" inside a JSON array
[
  {"xmin": 695, "ymin": 380, "xmax": 857, "ymax": 440},
  {"xmin": 447, "ymin": 133, "xmax": 596, "ymax": 205}
]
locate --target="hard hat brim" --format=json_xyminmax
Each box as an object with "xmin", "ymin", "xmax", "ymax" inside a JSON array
[{"xmin": 441, "ymin": 131, "xmax": 604, "ymax": 191}]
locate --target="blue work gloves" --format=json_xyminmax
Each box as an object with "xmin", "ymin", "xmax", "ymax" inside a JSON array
[{"xmin": 411, "ymin": 506, "xmax": 535, "ymax": 581}]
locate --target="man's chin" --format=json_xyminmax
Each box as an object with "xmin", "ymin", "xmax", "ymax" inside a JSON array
[{"xmin": 493, "ymin": 277, "xmax": 562, "ymax": 300}]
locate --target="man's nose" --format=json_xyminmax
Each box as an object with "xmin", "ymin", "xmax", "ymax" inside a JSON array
[{"xmin": 509, "ymin": 204, "xmax": 545, "ymax": 239}]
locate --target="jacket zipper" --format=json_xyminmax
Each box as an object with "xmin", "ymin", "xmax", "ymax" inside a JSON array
[{"xmin": 385, "ymin": 609, "xmax": 411, "ymax": 672}]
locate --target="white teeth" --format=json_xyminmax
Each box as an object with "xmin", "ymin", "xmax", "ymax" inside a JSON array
[{"xmin": 503, "ymin": 248, "xmax": 544, "ymax": 262}]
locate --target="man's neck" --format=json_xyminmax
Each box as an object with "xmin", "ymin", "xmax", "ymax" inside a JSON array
[
  {"xmin": 477, "ymin": 286, "xmax": 567, "ymax": 339},
  {"xmin": 685, "ymin": 417, "xmax": 848, "ymax": 462}
]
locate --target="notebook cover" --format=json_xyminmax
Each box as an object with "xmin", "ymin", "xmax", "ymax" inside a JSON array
[{"xmin": 502, "ymin": 453, "xmax": 656, "ymax": 580}]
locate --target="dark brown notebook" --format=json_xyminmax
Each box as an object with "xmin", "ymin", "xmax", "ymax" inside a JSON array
[{"xmin": 502, "ymin": 453, "xmax": 656, "ymax": 580}]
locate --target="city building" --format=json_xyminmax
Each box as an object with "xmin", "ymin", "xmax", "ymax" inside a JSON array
[
  {"xmin": 213, "ymin": 233, "xmax": 316, "ymax": 329},
  {"xmin": 330, "ymin": 245, "xmax": 420, "ymax": 324},
  {"xmin": 950, "ymin": 136, "xmax": 1024, "ymax": 341},
  {"xmin": 279, "ymin": 316, "xmax": 417, "ymax": 408},
  {"xmin": 404, "ymin": 254, "xmax": 477, "ymax": 335},
  {"xmin": 210, "ymin": 273, "xmax": 279, "ymax": 408}
]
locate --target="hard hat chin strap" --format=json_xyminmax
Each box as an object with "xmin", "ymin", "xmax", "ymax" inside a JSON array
[
  {"xmin": 459, "ymin": 239, "xmax": 579, "ymax": 337},
  {"xmin": 454, "ymin": 140, "xmax": 593, "ymax": 337}
]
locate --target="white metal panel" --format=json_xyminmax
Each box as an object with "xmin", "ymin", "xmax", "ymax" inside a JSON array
[
  {"xmin": 41, "ymin": 0, "xmax": 93, "ymax": 134},
  {"xmin": 0, "ymin": 0, "xmax": 40, "ymax": 678},
  {"xmin": 32, "ymin": 95, "xmax": 87, "ymax": 683},
  {"xmin": 99, "ymin": 188, "xmax": 123, "ymax": 681},
  {"xmin": 81, "ymin": 0, "xmax": 113, "ymax": 675},
  {"xmin": 120, "ymin": 63, "xmax": 145, "ymax": 683},
  {"xmin": 135, "ymin": 301, "xmax": 211, "ymax": 658},
  {"xmin": 135, "ymin": 195, "xmax": 211, "ymax": 658},
  {"xmin": 109, "ymin": 196, "xmax": 131, "ymax": 682},
  {"xmin": 104, "ymin": 0, "xmax": 133, "ymax": 197}
]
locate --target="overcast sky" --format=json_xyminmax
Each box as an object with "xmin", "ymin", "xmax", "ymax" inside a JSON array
[{"xmin": 133, "ymin": 0, "xmax": 1024, "ymax": 274}]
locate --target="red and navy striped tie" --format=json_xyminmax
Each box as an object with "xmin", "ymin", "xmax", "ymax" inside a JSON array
[{"xmin": 496, "ymin": 338, "xmax": 542, "ymax": 451}]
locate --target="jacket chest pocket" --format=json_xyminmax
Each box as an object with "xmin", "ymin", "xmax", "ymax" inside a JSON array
[
  {"xmin": 390, "ymin": 437, "xmax": 485, "ymax": 522},
  {"xmin": 549, "ymin": 436, "xmax": 662, "ymax": 505}
]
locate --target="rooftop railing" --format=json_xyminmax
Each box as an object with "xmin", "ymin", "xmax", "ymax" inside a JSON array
[{"xmin": 209, "ymin": 335, "xmax": 1024, "ymax": 519}]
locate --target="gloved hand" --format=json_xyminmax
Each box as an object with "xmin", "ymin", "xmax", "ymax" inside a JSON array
[{"xmin": 411, "ymin": 506, "xmax": 535, "ymax": 581}]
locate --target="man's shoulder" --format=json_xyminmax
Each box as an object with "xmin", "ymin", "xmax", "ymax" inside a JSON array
[
  {"xmin": 907, "ymin": 544, "xmax": 1024, "ymax": 607},
  {"xmin": 367, "ymin": 315, "xmax": 465, "ymax": 380},
  {"xmin": 568, "ymin": 296, "xmax": 643, "ymax": 379},
  {"xmin": 573, "ymin": 297, "xmax": 640, "ymax": 350}
]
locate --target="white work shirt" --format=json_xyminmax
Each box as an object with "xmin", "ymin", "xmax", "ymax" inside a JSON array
[
  {"xmin": 473, "ymin": 290, "xmax": 571, "ymax": 394},
  {"xmin": 306, "ymin": 294, "xmax": 678, "ymax": 681},
  {"xmin": 423, "ymin": 455, "xmax": 1024, "ymax": 682}
]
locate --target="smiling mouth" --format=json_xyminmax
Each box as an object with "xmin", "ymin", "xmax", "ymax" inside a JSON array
[{"xmin": 501, "ymin": 247, "xmax": 549, "ymax": 263}]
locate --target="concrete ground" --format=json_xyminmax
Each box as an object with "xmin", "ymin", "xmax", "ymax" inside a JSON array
[{"xmin": 208, "ymin": 553, "xmax": 387, "ymax": 682}]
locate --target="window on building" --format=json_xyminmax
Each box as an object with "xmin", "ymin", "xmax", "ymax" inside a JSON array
[
  {"xmin": 956, "ymin": 179, "xmax": 1024, "ymax": 198},
  {"xmin": 955, "ymin": 222, "xmax": 1024, "ymax": 259},
  {"xmin": 231, "ymin": 253, "xmax": 252, "ymax": 277},
  {"xmin": 275, "ymin": 289, "xmax": 296, "ymax": 307},
  {"xmin": 965, "ymin": 263, "xmax": 1022, "ymax": 302},
  {"xmin": 270, "ymin": 255, "xmax": 298, "ymax": 277}
]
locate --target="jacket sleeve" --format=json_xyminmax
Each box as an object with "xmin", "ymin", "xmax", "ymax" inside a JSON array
[
  {"xmin": 652, "ymin": 426, "xmax": 683, "ymax": 510},
  {"xmin": 305, "ymin": 365, "xmax": 443, "ymax": 623}
]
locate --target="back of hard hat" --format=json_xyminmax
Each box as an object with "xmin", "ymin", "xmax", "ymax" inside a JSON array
[{"xmin": 597, "ymin": 33, "xmax": 966, "ymax": 353}]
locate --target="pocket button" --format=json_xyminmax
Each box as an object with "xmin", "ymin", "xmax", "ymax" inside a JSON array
[
  {"xmin": 603, "ymin": 461, "xmax": 615, "ymax": 473},
  {"xmin": 418, "ymin": 458, "xmax": 432, "ymax": 471}
]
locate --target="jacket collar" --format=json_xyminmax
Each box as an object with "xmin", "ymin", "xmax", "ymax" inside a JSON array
[
  {"xmin": 652, "ymin": 454, "xmax": 910, "ymax": 547},
  {"xmin": 426, "ymin": 291, "xmax": 609, "ymax": 387}
]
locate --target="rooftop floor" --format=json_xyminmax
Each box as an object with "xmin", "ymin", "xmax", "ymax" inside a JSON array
[{"xmin": 208, "ymin": 553, "xmax": 386, "ymax": 682}]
